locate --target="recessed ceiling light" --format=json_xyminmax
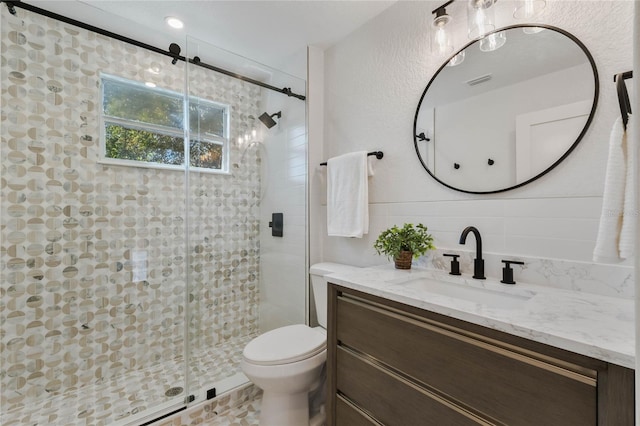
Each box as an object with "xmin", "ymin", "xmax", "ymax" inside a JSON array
[{"xmin": 165, "ymin": 17, "xmax": 184, "ymax": 29}]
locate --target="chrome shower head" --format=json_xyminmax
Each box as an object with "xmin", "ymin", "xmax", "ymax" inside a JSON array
[{"xmin": 258, "ymin": 111, "xmax": 281, "ymax": 129}]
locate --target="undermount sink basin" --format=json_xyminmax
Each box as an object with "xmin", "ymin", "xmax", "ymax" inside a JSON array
[{"xmin": 391, "ymin": 276, "xmax": 535, "ymax": 310}]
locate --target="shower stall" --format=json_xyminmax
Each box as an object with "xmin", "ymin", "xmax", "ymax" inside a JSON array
[{"xmin": 1, "ymin": 4, "xmax": 307, "ymax": 425}]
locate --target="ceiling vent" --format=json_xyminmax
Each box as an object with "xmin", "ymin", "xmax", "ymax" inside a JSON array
[{"xmin": 465, "ymin": 74, "xmax": 492, "ymax": 86}]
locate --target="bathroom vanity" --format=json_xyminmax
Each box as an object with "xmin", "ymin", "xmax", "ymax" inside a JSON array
[{"xmin": 325, "ymin": 267, "xmax": 635, "ymax": 425}]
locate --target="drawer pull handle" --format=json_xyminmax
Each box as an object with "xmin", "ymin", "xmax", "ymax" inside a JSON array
[{"xmin": 338, "ymin": 295, "xmax": 597, "ymax": 387}]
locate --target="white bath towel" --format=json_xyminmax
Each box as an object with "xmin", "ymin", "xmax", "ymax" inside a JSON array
[
  {"xmin": 593, "ymin": 116, "xmax": 635, "ymax": 262},
  {"xmin": 327, "ymin": 151, "xmax": 369, "ymax": 238}
]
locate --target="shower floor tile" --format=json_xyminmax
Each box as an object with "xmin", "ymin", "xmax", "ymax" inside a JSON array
[
  {"xmin": 158, "ymin": 385, "xmax": 262, "ymax": 426},
  {"xmin": 1, "ymin": 334, "xmax": 257, "ymax": 426}
]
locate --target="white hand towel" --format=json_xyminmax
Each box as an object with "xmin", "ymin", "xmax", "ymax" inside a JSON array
[
  {"xmin": 619, "ymin": 114, "xmax": 635, "ymax": 259},
  {"xmin": 593, "ymin": 116, "xmax": 634, "ymax": 262},
  {"xmin": 327, "ymin": 151, "xmax": 369, "ymax": 238},
  {"xmin": 367, "ymin": 155, "xmax": 376, "ymax": 177}
]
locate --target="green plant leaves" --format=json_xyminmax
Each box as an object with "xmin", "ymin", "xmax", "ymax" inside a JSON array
[{"xmin": 373, "ymin": 223, "xmax": 435, "ymax": 260}]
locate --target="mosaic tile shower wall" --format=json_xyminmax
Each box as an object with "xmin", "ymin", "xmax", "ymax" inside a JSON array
[
  {"xmin": 1, "ymin": 7, "xmax": 262, "ymax": 418},
  {"xmin": 185, "ymin": 60, "xmax": 262, "ymax": 395}
]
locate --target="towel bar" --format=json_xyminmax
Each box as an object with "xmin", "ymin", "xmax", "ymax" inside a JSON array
[{"xmin": 320, "ymin": 151, "xmax": 383, "ymax": 166}]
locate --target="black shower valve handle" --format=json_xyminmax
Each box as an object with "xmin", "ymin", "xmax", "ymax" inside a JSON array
[{"xmin": 443, "ymin": 253, "xmax": 461, "ymax": 276}]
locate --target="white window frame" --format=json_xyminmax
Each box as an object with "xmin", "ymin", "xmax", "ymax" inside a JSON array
[{"xmin": 99, "ymin": 73, "xmax": 230, "ymax": 174}]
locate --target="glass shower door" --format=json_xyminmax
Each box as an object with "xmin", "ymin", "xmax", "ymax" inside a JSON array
[
  {"xmin": 1, "ymin": 4, "xmax": 308, "ymax": 424},
  {"xmin": 184, "ymin": 36, "xmax": 264, "ymax": 405},
  {"xmin": 0, "ymin": 6, "xmax": 190, "ymax": 425},
  {"xmin": 184, "ymin": 36, "xmax": 307, "ymax": 405}
]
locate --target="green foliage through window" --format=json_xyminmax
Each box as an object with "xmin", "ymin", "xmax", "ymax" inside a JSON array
[
  {"xmin": 105, "ymin": 124, "xmax": 184, "ymax": 165},
  {"xmin": 101, "ymin": 74, "xmax": 228, "ymax": 171}
]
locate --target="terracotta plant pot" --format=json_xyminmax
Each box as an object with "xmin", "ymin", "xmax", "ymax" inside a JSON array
[{"xmin": 394, "ymin": 250, "xmax": 413, "ymax": 269}]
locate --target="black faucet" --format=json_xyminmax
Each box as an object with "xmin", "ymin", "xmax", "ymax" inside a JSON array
[{"xmin": 459, "ymin": 226, "xmax": 485, "ymax": 279}]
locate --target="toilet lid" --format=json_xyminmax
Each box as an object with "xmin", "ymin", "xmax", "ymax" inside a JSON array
[{"xmin": 243, "ymin": 324, "xmax": 326, "ymax": 366}]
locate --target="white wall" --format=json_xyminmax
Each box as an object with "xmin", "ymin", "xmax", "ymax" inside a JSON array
[
  {"xmin": 315, "ymin": 1, "xmax": 634, "ymax": 275},
  {"xmin": 308, "ymin": 46, "xmax": 326, "ymax": 325},
  {"xmin": 258, "ymin": 71, "xmax": 308, "ymax": 332}
]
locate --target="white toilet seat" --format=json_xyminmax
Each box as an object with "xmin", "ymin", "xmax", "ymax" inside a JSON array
[{"xmin": 243, "ymin": 324, "xmax": 326, "ymax": 365}]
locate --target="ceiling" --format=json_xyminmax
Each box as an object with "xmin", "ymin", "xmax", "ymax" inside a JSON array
[{"xmin": 25, "ymin": 0, "xmax": 397, "ymax": 77}]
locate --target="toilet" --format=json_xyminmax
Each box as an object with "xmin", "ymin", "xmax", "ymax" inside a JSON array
[{"xmin": 241, "ymin": 263, "xmax": 358, "ymax": 426}]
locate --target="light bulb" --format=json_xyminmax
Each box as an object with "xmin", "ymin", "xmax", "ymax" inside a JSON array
[
  {"xmin": 435, "ymin": 27, "xmax": 453, "ymax": 55},
  {"xmin": 431, "ymin": 7, "xmax": 453, "ymax": 56},
  {"xmin": 468, "ymin": 0, "xmax": 496, "ymax": 40}
]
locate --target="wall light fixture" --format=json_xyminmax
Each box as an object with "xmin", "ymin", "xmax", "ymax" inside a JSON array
[
  {"xmin": 431, "ymin": 0, "xmax": 510, "ymax": 57},
  {"xmin": 431, "ymin": 0, "xmax": 454, "ymax": 56},
  {"xmin": 467, "ymin": 0, "xmax": 497, "ymax": 40}
]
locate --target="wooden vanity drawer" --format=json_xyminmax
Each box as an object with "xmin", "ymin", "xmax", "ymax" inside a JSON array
[
  {"xmin": 336, "ymin": 295, "xmax": 597, "ymax": 425},
  {"xmin": 335, "ymin": 395, "xmax": 378, "ymax": 426},
  {"xmin": 337, "ymin": 346, "xmax": 486, "ymax": 426}
]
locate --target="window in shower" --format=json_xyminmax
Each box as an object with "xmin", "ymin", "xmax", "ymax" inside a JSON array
[{"xmin": 100, "ymin": 74, "xmax": 230, "ymax": 172}]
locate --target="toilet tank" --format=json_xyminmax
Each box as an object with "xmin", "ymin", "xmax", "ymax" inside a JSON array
[{"xmin": 310, "ymin": 263, "xmax": 360, "ymax": 328}]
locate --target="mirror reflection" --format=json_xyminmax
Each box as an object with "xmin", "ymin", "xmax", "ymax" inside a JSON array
[{"xmin": 414, "ymin": 25, "xmax": 598, "ymax": 194}]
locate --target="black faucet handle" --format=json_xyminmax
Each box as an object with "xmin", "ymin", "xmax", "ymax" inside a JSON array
[
  {"xmin": 443, "ymin": 253, "xmax": 461, "ymax": 275},
  {"xmin": 501, "ymin": 260, "xmax": 525, "ymax": 285}
]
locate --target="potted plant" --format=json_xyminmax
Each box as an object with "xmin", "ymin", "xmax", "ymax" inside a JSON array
[{"xmin": 373, "ymin": 223, "xmax": 435, "ymax": 269}]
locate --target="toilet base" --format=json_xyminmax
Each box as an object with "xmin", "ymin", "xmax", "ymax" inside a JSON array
[
  {"xmin": 259, "ymin": 390, "xmax": 309, "ymax": 426},
  {"xmin": 241, "ymin": 327, "xmax": 328, "ymax": 426}
]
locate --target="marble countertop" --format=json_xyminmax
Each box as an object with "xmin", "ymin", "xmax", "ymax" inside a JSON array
[{"xmin": 327, "ymin": 264, "xmax": 635, "ymax": 369}]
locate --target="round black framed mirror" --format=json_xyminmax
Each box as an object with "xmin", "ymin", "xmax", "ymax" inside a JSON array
[{"xmin": 414, "ymin": 24, "xmax": 599, "ymax": 194}]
